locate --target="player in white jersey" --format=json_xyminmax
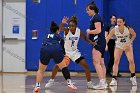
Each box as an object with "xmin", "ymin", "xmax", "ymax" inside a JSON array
[
  {"xmin": 106, "ymin": 17, "xmax": 137, "ymax": 86},
  {"xmin": 64, "ymin": 27, "xmax": 82, "ymax": 61},
  {"xmin": 45, "ymin": 16, "xmax": 96, "ymax": 89}
]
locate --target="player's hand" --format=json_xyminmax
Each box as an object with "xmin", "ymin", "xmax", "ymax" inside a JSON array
[
  {"xmin": 86, "ymin": 29, "xmax": 91, "ymax": 34},
  {"xmin": 124, "ymin": 41, "xmax": 132, "ymax": 49},
  {"xmin": 105, "ymin": 45, "xmax": 108, "ymax": 51},
  {"xmin": 91, "ymin": 42, "xmax": 97, "ymax": 46},
  {"xmin": 62, "ymin": 16, "xmax": 69, "ymax": 24}
]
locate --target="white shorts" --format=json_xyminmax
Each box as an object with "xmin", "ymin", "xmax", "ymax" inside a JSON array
[
  {"xmin": 115, "ymin": 44, "xmax": 124, "ymax": 50},
  {"xmin": 115, "ymin": 44, "xmax": 132, "ymax": 50},
  {"xmin": 65, "ymin": 49, "xmax": 81, "ymax": 62}
]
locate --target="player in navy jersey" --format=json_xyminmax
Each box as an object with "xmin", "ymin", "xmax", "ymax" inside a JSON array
[
  {"xmin": 86, "ymin": 1, "xmax": 107, "ymax": 89},
  {"xmin": 45, "ymin": 16, "xmax": 96, "ymax": 89},
  {"xmin": 33, "ymin": 21, "xmax": 77, "ymax": 93}
]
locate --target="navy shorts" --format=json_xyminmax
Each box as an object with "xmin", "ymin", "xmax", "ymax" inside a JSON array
[
  {"xmin": 40, "ymin": 44, "xmax": 64, "ymax": 65},
  {"xmin": 92, "ymin": 40, "xmax": 106, "ymax": 58}
]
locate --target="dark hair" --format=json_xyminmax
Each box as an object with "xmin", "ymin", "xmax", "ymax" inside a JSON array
[
  {"xmin": 117, "ymin": 16, "xmax": 131, "ymax": 28},
  {"xmin": 69, "ymin": 16, "xmax": 78, "ymax": 26},
  {"xmin": 110, "ymin": 15, "xmax": 116, "ymax": 19},
  {"xmin": 50, "ymin": 21, "xmax": 59, "ymax": 33},
  {"xmin": 118, "ymin": 16, "xmax": 125, "ymax": 22},
  {"xmin": 86, "ymin": 1, "xmax": 99, "ymax": 13}
]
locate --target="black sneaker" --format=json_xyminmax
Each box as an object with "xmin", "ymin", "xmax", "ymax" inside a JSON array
[{"xmin": 117, "ymin": 73, "xmax": 122, "ymax": 77}]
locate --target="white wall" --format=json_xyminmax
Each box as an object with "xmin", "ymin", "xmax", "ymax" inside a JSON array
[
  {"xmin": 2, "ymin": 0, "xmax": 26, "ymax": 72},
  {"xmin": 0, "ymin": 0, "xmax": 2, "ymax": 71}
]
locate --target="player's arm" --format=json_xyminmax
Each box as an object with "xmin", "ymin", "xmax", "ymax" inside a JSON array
[
  {"xmin": 80, "ymin": 30, "xmax": 97, "ymax": 45},
  {"xmin": 86, "ymin": 22, "xmax": 101, "ymax": 34},
  {"xmin": 105, "ymin": 31, "xmax": 109, "ymax": 38},
  {"xmin": 128, "ymin": 27, "xmax": 136, "ymax": 43},
  {"xmin": 59, "ymin": 16, "xmax": 69, "ymax": 34},
  {"xmin": 105, "ymin": 31, "xmax": 109, "ymax": 51},
  {"xmin": 106, "ymin": 28, "xmax": 115, "ymax": 44}
]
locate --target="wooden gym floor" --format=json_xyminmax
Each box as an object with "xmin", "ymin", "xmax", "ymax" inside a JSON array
[{"xmin": 0, "ymin": 72, "xmax": 139, "ymax": 93}]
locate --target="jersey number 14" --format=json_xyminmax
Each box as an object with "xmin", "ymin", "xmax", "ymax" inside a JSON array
[{"xmin": 47, "ymin": 34, "xmax": 54, "ymax": 38}]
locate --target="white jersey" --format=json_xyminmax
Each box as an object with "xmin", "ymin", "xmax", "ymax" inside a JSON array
[
  {"xmin": 64, "ymin": 27, "xmax": 81, "ymax": 61},
  {"xmin": 115, "ymin": 26, "xmax": 131, "ymax": 49},
  {"xmin": 64, "ymin": 27, "xmax": 80, "ymax": 51}
]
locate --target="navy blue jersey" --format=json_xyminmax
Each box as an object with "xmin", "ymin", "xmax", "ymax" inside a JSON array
[
  {"xmin": 89, "ymin": 14, "xmax": 105, "ymax": 42},
  {"xmin": 40, "ymin": 32, "xmax": 65, "ymax": 65},
  {"xmin": 89, "ymin": 14, "xmax": 106, "ymax": 58},
  {"xmin": 42, "ymin": 32, "xmax": 63, "ymax": 45},
  {"xmin": 42, "ymin": 32, "xmax": 65, "ymax": 54}
]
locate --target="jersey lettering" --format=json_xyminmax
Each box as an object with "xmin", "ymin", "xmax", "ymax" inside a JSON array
[
  {"xmin": 47, "ymin": 34, "xmax": 54, "ymax": 38},
  {"xmin": 120, "ymin": 38, "xmax": 126, "ymax": 43},
  {"xmin": 71, "ymin": 40, "xmax": 75, "ymax": 47}
]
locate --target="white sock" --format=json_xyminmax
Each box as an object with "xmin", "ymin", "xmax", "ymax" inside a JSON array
[
  {"xmin": 67, "ymin": 79, "xmax": 71, "ymax": 84},
  {"xmin": 50, "ymin": 79, "xmax": 54, "ymax": 81},
  {"xmin": 87, "ymin": 81, "xmax": 92, "ymax": 83},
  {"xmin": 100, "ymin": 79, "xmax": 106, "ymax": 84},
  {"xmin": 36, "ymin": 82, "xmax": 40, "ymax": 87}
]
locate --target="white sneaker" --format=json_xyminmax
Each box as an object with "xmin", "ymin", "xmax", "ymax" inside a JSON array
[
  {"xmin": 45, "ymin": 79, "xmax": 55, "ymax": 88},
  {"xmin": 87, "ymin": 81, "xmax": 95, "ymax": 89},
  {"xmin": 33, "ymin": 86, "xmax": 40, "ymax": 93},
  {"xmin": 105, "ymin": 82, "xmax": 108, "ymax": 88},
  {"xmin": 110, "ymin": 78, "xmax": 117, "ymax": 86},
  {"xmin": 130, "ymin": 86, "xmax": 137, "ymax": 92},
  {"xmin": 67, "ymin": 82, "xmax": 77, "ymax": 90},
  {"xmin": 110, "ymin": 86, "xmax": 117, "ymax": 92},
  {"xmin": 93, "ymin": 82, "xmax": 106, "ymax": 90},
  {"xmin": 130, "ymin": 76, "xmax": 137, "ymax": 86}
]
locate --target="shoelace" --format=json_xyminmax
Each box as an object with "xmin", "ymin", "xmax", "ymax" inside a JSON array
[{"xmin": 68, "ymin": 82, "xmax": 76, "ymax": 86}]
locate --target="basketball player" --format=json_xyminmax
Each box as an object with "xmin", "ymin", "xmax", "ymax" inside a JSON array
[
  {"xmin": 86, "ymin": 1, "xmax": 107, "ymax": 89},
  {"xmin": 106, "ymin": 17, "xmax": 137, "ymax": 86},
  {"xmin": 33, "ymin": 21, "xmax": 77, "ymax": 93},
  {"xmin": 45, "ymin": 16, "xmax": 96, "ymax": 89}
]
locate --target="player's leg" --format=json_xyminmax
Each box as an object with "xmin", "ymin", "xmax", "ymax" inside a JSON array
[
  {"xmin": 34, "ymin": 47, "xmax": 51, "ymax": 92},
  {"xmin": 70, "ymin": 50, "xmax": 94, "ymax": 89},
  {"xmin": 34, "ymin": 62, "xmax": 47, "ymax": 92},
  {"xmin": 92, "ymin": 48, "xmax": 107, "ymax": 89},
  {"xmin": 76, "ymin": 57, "xmax": 94, "ymax": 89},
  {"xmin": 110, "ymin": 48, "xmax": 123, "ymax": 86},
  {"xmin": 45, "ymin": 56, "xmax": 70, "ymax": 88},
  {"xmin": 76, "ymin": 57, "xmax": 91, "ymax": 82},
  {"xmin": 57, "ymin": 58, "xmax": 77, "ymax": 90},
  {"xmin": 54, "ymin": 49, "xmax": 77, "ymax": 90},
  {"xmin": 125, "ymin": 45, "xmax": 137, "ymax": 85}
]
